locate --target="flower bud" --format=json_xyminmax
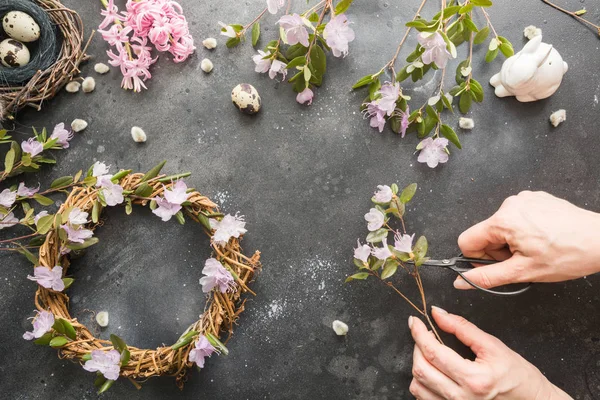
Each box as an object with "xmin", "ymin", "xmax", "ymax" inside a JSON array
[
  {"xmin": 202, "ymin": 38, "xmax": 217, "ymax": 49},
  {"xmin": 71, "ymin": 119, "xmax": 88, "ymax": 132},
  {"xmin": 201, "ymin": 58, "xmax": 214, "ymax": 73},
  {"xmin": 65, "ymin": 81, "xmax": 80, "ymax": 93},
  {"xmin": 94, "ymin": 63, "xmax": 110, "ymax": 74},
  {"xmin": 131, "ymin": 126, "xmax": 147, "ymax": 142},
  {"xmin": 459, "ymin": 117, "xmax": 474, "ymax": 130},
  {"xmin": 81, "ymin": 77, "xmax": 96, "ymax": 93},
  {"xmin": 96, "ymin": 311, "xmax": 109, "ymax": 327},
  {"xmin": 332, "ymin": 320, "xmax": 349, "ymax": 336}
]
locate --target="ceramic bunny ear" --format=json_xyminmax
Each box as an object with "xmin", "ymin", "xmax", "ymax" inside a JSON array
[{"xmin": 522, "ymin": 35, "xmax": 542, "ymax": 54}]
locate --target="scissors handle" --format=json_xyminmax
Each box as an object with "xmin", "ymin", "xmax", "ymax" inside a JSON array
[{"xmin": 451, "ymin": 267, "xmax": 532, "ymax": 296}]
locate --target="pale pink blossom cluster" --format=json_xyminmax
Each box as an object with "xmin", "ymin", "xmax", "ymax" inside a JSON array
[
  {"xmin": 199, "ymin": 258, "xmax": 236, "ymax": 293},
  {"xmin": 99, "ymin": 0, "xmax": 195, "ymax": 92},
  {"xmin": 189, "ymin": 335, "xmax": 216, "ymax": 368}
]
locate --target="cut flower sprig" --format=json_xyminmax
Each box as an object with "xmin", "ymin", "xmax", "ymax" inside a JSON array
[
  {"xmin": 353, "ymin": 0, "xmax": 513, "ymax": 168},
  {"xmin": 347, "ymin": 183, "xmax": 443, "ymax": 343}
]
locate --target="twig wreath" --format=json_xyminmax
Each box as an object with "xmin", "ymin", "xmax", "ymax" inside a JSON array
[{"xmin": 21, "ymin": 161, "xmax": 261, "ymax": 393}]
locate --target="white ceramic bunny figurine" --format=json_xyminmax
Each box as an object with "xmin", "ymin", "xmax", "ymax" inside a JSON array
[{"xmin": 490, "ymin": 35, "xmax": 568, "ymax": 102}]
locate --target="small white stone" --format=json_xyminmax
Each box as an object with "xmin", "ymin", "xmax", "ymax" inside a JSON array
[
  {"xmin": 332, "ymin": 320, "xmax": 349, "ymax": 336},
  {"xmin": 71, "ymin": 119, "xmax": 88, "ymax": 132},
  {"xmin": 201, "ymin": 58, "xmax": 214, "ymax": 73},
  {"xmin": 202, "ymin": 38, "xmax": 217, "ymax": 49},
  {"xmin": 131, "ymin": 126, "xmax": 147, "ymax": 142},
  {"xmin": 65, "ymin": 81, "xmax": 80, "ymax": 93},
  {"xmin": 96, "ymin": 311, "xmax": 109, "ymax": 327},
  {"xmin": 549, "ymin": 109, "xmax": 566, "ymax": 127},
  {"xmin": 94, "ymin": 63, "xmax": 110, "ymax": 74},
  {"xmin": 523, "ymin": 25, "xmax": 542, "ymax": 40},
  {"xmin": 81, "ymin": 77, "xmax": 96, "ymax": 93},
  {"xmin": 459, "ymin": 117, "xmax": 475, "ymax": 130}
]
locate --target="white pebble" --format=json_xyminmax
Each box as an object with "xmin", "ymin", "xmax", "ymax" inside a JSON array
[
  {"xmin": 459, "ymin": 117, "xmax": 475, "ymax": 130},
  {"xmin": 201, "ymin": 58, "xmax": 214, "ymax": 73},
  {"xmin": 65, "ymin": 81, "xmax": 80, "ymax": 93},
  {"xmin": 523, "ymin": 25, "xmax": 542, "ymax": 40},
  {"xmin": 549, "ymin": 109, "xmax": 566, "ymax": 127},
  {"xmin": 96, "ymin": 311, "xmax": 109, "ymax": 327},
  {"xmin": 131, "ymin": 126, "xmax": 147, "ymax": 142},
  {"xmin": 71, "ymin": 119, "xmax": 88, "ymax": 132},
  {"xmin": 202, "ymin": 38, "xmax": 217, "ymax": 49},
  {"xmin": 332, "ymin": 320, "xmax": 349, "ymax": 336},
  {"xmin": 81, "ymin": 77, "xmax": 96, "ymax": 93},
  {"xmin": 94, "ymin": 63, "xmax": 110, "ymax": 74}
]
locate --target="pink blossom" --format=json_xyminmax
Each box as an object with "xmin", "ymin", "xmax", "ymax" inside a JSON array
[
  {"xmin": 323, "ymin": 14, "xmax": 355, "ymax": 58},
  {"xmin": 253, "ymin": 50, "xmax": 272, "ymax": 73},
  {"xmin": 372, "ymin": 238, "xmax": 393, "ymax": 260},
  {"xmin": 169, "ymin": 34, "xmax": 195, "ymax": 63},
  {"xmin": 107, "ymin": 43, "xmax": 131, "ymax": 75},
  {"xmin": 374, "ymin": 185, "xmax": 393, "ymax": 203},
  {"xmin": 34, "ymin": 210, "xmax": 48, "ymax": 224},
  {"xmin": 92, "ymin": 161, "xmax": 110, "ymax": 178},
  {"xmin": 418, "ymin": 32, "xmax": 453, "ymax": 68},
  {"xmin": 199, "ymin": 258, "xmax": 235, "ymax": 293},
  {"xmin": 417, "ymin": 137, "xmax": 449, "ymax": 168},
  {"xmin": 98, "ymin": 0, "xmax": 125, "ymax": 30},
  {"xmin": 363, "ymin": 102, "xmax": 386, "ymax": 133},
  {"xmin": 98, "ymin": 180, "xmax": 124, "ymax": 206},
  {"xmin": 189, "ymin": 335, "xmax": 216, "ymax": 368},
  {"xmin": 267, "ymin": 0, "xmax": 285, "ymax": 15},
  {"xmin": 99, "ymin": 24, "xmax": 133, "ymax": 47},
  {"xmin": 17, "ymin": 182, "xmax": 39, "ymax": 197},
  {"xmin": 68, "ymin": 207, "xmax": 89, "ymax": 225},
  {"xmin": 62, "ymin": 224, "xmax": 94, "ymax": 244},
  {"xmin": 23, "ymin": 310, "xmax": 55, "ymax": 340},
  {"xmin": 296, "ymin": 88, "xmax": 314, "ymax": 105},
  {"xmin": 353, "ymin": 240, "xmax": 371, "ymax": 263},
  {"xmin": 377, "ymin": 82, "xmax": 400, "ymax": 116},
  {"xmin": 27, "ymin": 266, "xmax": 65, "ymax": 292},
  {"xmin": 219, "ymin": 22, "xmax": 236, "ymax": 38},
  {"xmin": 152, "ymin": 197, "xmax": 182, "ymax": 221},
  {"xmin": 393, "ymin": 105, "xmax": 410, "ymax": 138},
  {"xmin": 0, "ymin": 211, "xmax": 18, "ymax": 229},
  {"xmin": 130, "ymin": 36, "xmax": 153, "ymax": 59},
  {"xmin": 163, "ymin": 180, "xmax": 189, "ymax": 205},
  {"xmin": 278, "ymin": 14, "xmax": 309, "ymax": 47},
  {"xmin": 269, "ymin": 59, "xmax": 287, "ymax": 80},
  {"xmin": 394, "ymin": 233, "xmax": 415, "ymax": 253},
  {"xmin": 50, "ymin": 123, "xmax": 74, "ymax": 149},
  {"xmin": 125, "ymin": 1, "xmax": 164, "ymax": 36},
  {"xmin": 0, "ymin": 188, "xmax": 16, "ymax": 207},
  {"xmin": 83, "ymin": 350, "xmax": 121, "ymax": 380},
  {"xmin": 210, "ymin": 214, "xmax": 247, "ymax": 245},
  {"xmin": 148, "ymin": 17, "xmax": 173, "ymax": 51},
  {"xmin": 364, "ymin": 208, "xmax": 385, "ymax": 232},
  {"xmin": 21, "ymin": 138, "xmax": 43, "ymax": 157}
]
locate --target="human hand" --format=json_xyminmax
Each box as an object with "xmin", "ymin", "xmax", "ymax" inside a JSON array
[
  {"xmin": 408, "ymin": 307, "xmax": 571, "ymax": 400},
  {"xmin": 455, "ymin": 191, "xmax": 600, "ymax": 290}
]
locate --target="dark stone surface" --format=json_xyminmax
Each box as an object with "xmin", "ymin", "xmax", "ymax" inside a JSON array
[{"xmin": 1, "ymin": 0, "xmax": 600, "ymax": 399}]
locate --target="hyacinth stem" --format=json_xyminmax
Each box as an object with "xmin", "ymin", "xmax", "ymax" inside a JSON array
[{"xmin": 540, "ymin": 0, "xmax": 600, "ymax": 35}]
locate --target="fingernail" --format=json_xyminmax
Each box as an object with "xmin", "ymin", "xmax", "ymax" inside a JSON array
[
  {"xmin": 453, "ymin": 278, "xmax": 471, "ymax": 290},
  {"xmin": 431, "ymin": 306, "xmax": 448, "ymax": 315},
  {"xmin": 408, "ymin": 316, "xmax": 414, "ymax": 329}
]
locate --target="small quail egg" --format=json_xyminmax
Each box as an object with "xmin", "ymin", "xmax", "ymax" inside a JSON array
[
  {"xmin": 3, "ymin": 11, "xmax": 40, "ymax": 43},
  {"xmin": 0, "ymin": 39, "xmax": 30, "ymax": 68},
  {"xmin": 231, "ymin": 84, "xmax": 261, "ymax": 115}
]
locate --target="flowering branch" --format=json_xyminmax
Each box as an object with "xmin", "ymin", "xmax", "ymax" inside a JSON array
[
  {"xmin": 353, "ymin": 0, "xmax": 514, "ymax": 168},
  {"xmin": 540, "ymin": 0, "xmax": 600, "ymax": 36}
]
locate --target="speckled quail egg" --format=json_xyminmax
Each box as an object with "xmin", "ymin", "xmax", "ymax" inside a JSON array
[
  {"xmin": 0, "ymin": 39, "xmax": 30, "ymax": 68},
  {"xmin": 231, "ymin": 84, "xmax": 261, "ymax": 115},
  {"xmin": 3, "ymin": 11, "xmax": 40, "ymax": 43}
]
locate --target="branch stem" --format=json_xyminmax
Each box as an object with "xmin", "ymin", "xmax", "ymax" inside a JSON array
[{"xmin": 540, "ymin": 0, "xmax": 600, "ymax": 33}]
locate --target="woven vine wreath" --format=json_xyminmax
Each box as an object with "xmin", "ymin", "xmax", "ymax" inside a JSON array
[{"xmin": 24, "ymin": 162, "xmax": 261, "ymax": 393}]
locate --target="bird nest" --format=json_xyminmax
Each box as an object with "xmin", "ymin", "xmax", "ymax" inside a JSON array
[
  {"xmin": 0, "ymin": 0, "xmax": 91, "ymax": 119},
  {"xmin": 32, "ymin": 172, "xmax": 261, "ymax": 389}
]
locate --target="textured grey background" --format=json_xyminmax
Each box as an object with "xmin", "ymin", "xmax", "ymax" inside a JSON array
[{"xmin": 1, "ymin": 0, "xmax": 600, "ymax": 398}]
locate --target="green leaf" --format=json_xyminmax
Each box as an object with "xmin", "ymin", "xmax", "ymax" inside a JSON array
[
  {"xmin": 309, "ymin": 45, "xmax": 326, "ymax": 82},
  {"xmin": 335, "ymin": 0, "xmax": 353, "ymax": 14},
  {"xmin": 498, "ymin": 37, "xmax": 514, "ymax": 57},
  {"xmin": 396, "ymin": 66, "xmax": 410, "ymax": 82},
  {"xmin": 62, "ymin": 277, "xmax": 74, "ymax": 289},
  {"xmin": 94, "ymin": 374, "xmax": 107, "ymax": 388},
  {"xmin": 110, "ymin": 169, "xmax": 132, "ymax": 183},
  {"xmin": 171, "ymin": 330, "xmax": 199, "ymax": 350},
  {"xmin": 471, "ymin": 0, "xmax": 492, "ymax": 6},
  {"xmin": 36, "ymin": 214, "xmax": 55, "ymax": 234},
  {"xmin": 400, "ymin": 183, "xmax": 417, "ymax": 203},
  {"xmin": 366, "ymin": 228, "xmax": 388, "ymax": 243},
  {"xmin": 33, "ymin": 194, "xmax": 53, "ymax": 206},
  {"xmin": 34, "ymin": 332, "xmax": 53, "ymax": 345},
  {"xmin": 405, "ymin": 20, "xmax": 428, "ymax": 29},
  {"xmin": 66, "ymin": 237, "xmax": 99, "ymax": 251},
  {"xmin": 73, "ymin": 170, "xmax": 83, "ymax": 183},
  {"xmin": 308, "ymin": 12, "xmax": 319, "ymax": 23},
  {"xmin": 175, "ymin": 211, "xmax": 185, "ymax": 225},
  {"xmin": 381, "ymin": 259, "xmax": 399, "ymax": 279},
  {"xmin": 368, "ymin": 80, "xmax": 381, "ymax": 101},
  {"xmin": 286, "ymin": 43, "xmax": 308, "ymax": 60},
  {"xmin": 140, "ymin": 161, "xmax": 166, "ymax": 182},
  {"xmin": 440, "ymin": 124, "xmax": 462, "ymax": 149},
  {"xmin": 82, "ymin": 353, "xmax": 92, "ymax": 361},
  {"xmin": 413, "ymin": 236, "xmax": 428, "ymax": 260},
  {"xmin": 17, "ymin": 247, "xmax": 38, "ymax": 265},
  {"xmin": 4, "ymin": 148, "xmax": 15, "ymax": 173},
  {"xmin": 92, "ymin": 200, "xmax": 101, "ymax": 223},
  {"xmin": 370, "ymin": 258, "xmax": 384, "ymax": 271},
  {"xmin": 198, "ymin": 213, "xmax": 212, "ymax": 231},
  {"xmin": 345, "ymin": 272, "xmax": 369, "ymax": 282},
  {"xmin": 441, "ymin": 5, "xmax": 462, "ymax": 17},
  {"xmin": 53, "ymin": 318, "xmax": 77, "ymax": 340},
  {"xmin": 98, "ymin": 379, "xmax": 115, "ymax": 394},
  {"xmin": 205, "ymin": 333, "xmax": 229, "ymax": 355},
  {"xmin": 473, "ymin": 26, "xmax": 490, "ymax": 44},
  {"xmin": 485, "ymin": 47, "xmax": 499, "ymax": 63},
  {"xmin": 463, "ymin": 17, "xmax": 479, "ymax": 32},
  {"xmin": 226, "ymin": 37, "xmax": 241, "ymax": 48},
  {"xmin": 110, "ymin": 334, "xmax": 128, "ymax": 353},
  {"xmin": 352, "ymin": 74, "xmax": 375, "ymax": 89},
  {"xmin": 459, "ymin": 91, "xmax": 472, "ymax": 113},
  {"xmin": 286, "ymin": 56, "xmax": 307, "ymax": 70},
  {"xmin": 120, "ymin": 348, "xmax": 131, "ymax": 366},
  {"xmin": 50, "ymin": 176, "xmax": 74, "ymax": 189},
  {"xmin": 134, "ymin": 182, "xmax": 153, "ymax": 197},
  {"xmin": 49, "ymin": 336, "xmax": 69, "ymax": 348},
  {"xmin": 353, "ymin": 258, "xmax": 366, "ymax": 268},
  {"xmin": 391, "ymin": 184, "xmax": 399, "ymax": 195},
  {"xmin": 459, "ymin": 3, "xmax": 474, "ymax": 13},
  {"xmin": 470, "ymin": 79, "xmax": 484, "ymax": 102},
  {"xmin": 251, "ymin": 22, "xmax": 260, "ymax": 47}
]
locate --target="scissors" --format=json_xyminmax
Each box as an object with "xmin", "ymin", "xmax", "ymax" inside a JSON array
[{"xmin": 407, "ymin": 255, "xmax": 532, "ymax": 296}]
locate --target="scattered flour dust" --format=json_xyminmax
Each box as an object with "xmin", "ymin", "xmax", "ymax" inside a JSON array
[{"xmin": 214, "ymin": 190, "xmax": 231, "ymax": 206}]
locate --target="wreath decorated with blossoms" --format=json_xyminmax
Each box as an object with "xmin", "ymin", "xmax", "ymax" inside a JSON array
[{"xmin": 21, "ymin": 161, "xmax": 261, "ymax": 393}]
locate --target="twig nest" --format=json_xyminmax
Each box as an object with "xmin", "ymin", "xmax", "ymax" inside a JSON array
[
  {"xmin": 0, "ymin": 38, "xmax": 30, "ymax": 67},
  {"xmin": 202, "ymin": 38, "xmax": 217, "ymax": 49},
  {"xmin": 81, "ymin": 77, "xmax": 96, "ymax": 93},
  {"xmin": 131, "ymin": 126, "xmax": 147, "ymax": 142},
  {"xmin": 201, "ymin": 58, "xmax": 213, "ymax": 73},
  {"xmin": 332, "ymin": 320, "xmax": 349, "ymax": 336},
  {"xmin": 94, "ymin": 62, "xmax": 110, "ymax": 74},
  {"xmin": 65, "ymin": 81, "xmax": 80, "ymax": 93},
  {"xmin": 71, "ymin": 118, "xmax": 87, "ymax": 132},
  {"xmin": 549, "ymin": 109, "xmax": 566, "ymax": 127},
  {"xmin": 231, "ymin": 84, "xmax": 261, "ymax": 115},
  {"xmin": 2, "ymin": 11, "xmax": 40, "ymax": 42},
  {"xmin": 95, "ymin": 311, "xmax": 109, "ymax": 327},
  {"xmin": 458, "ymin": 117, "xmax": 474, "ymax": 130}
]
